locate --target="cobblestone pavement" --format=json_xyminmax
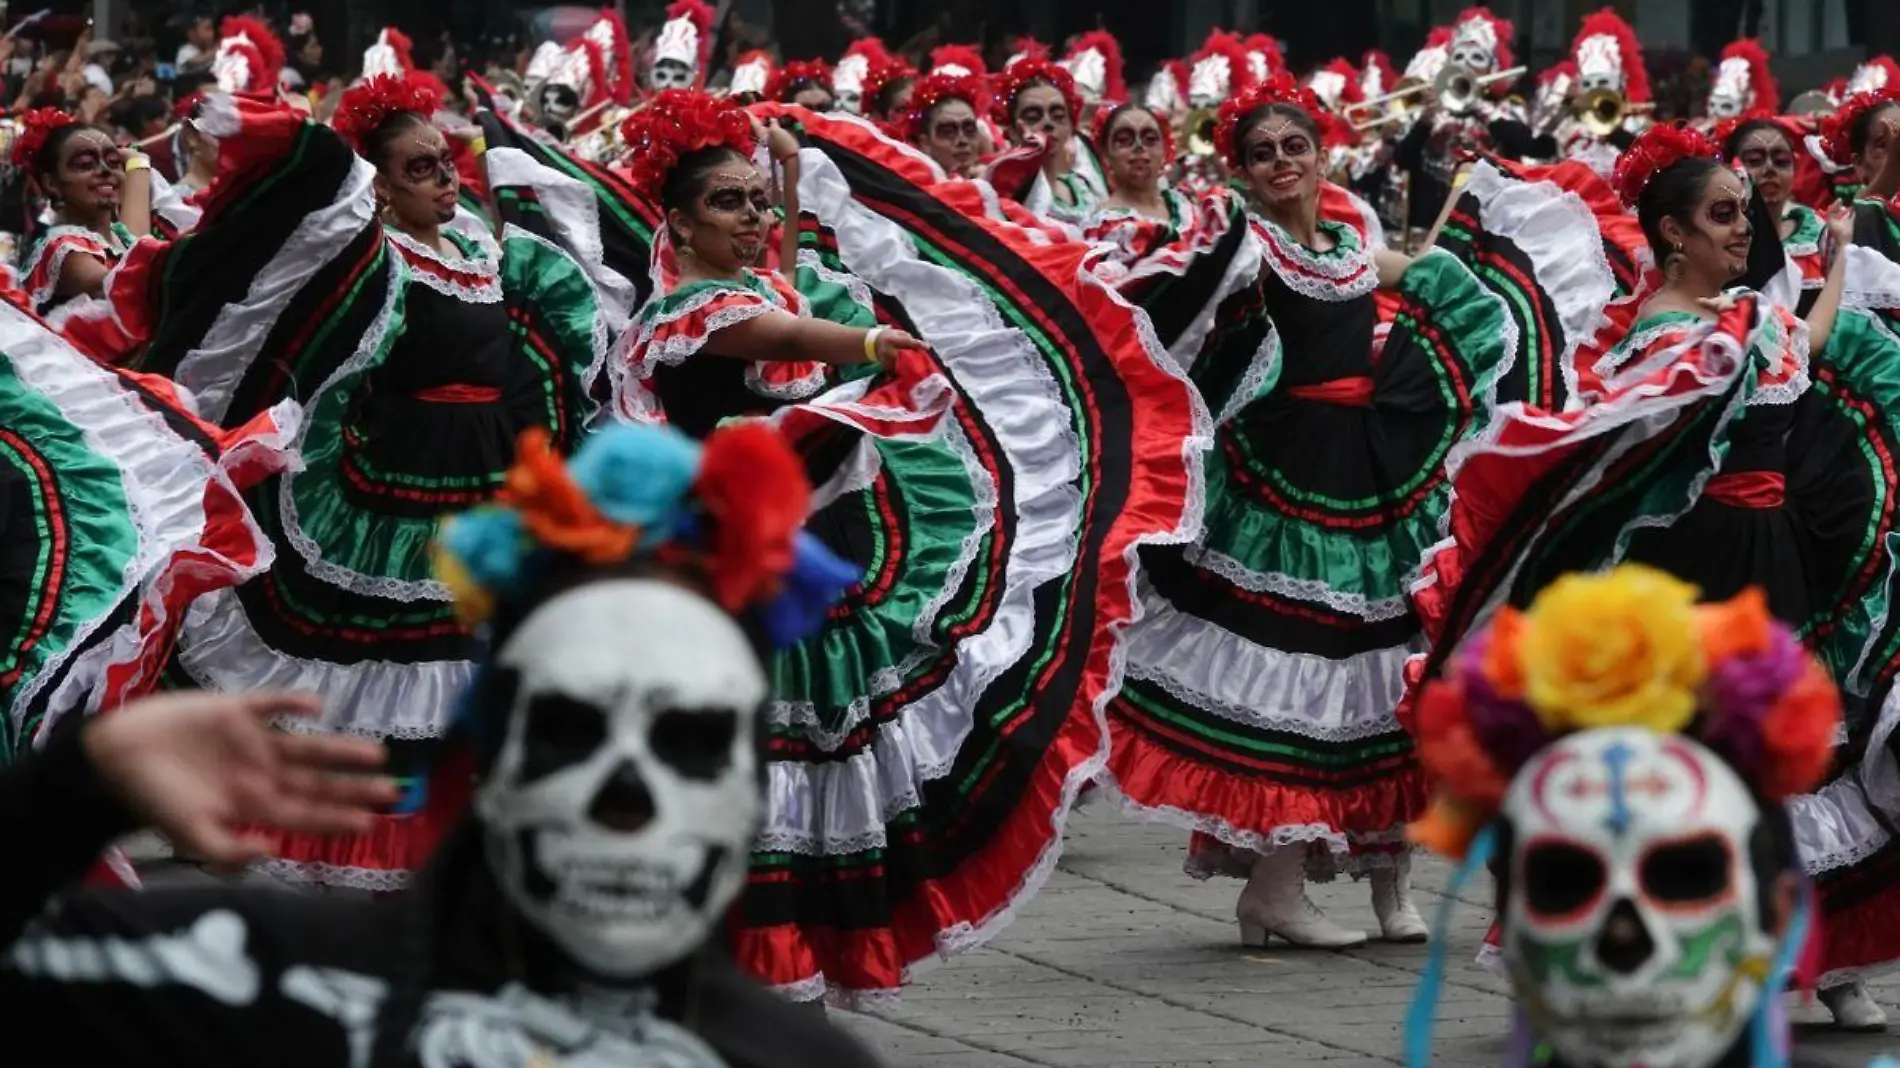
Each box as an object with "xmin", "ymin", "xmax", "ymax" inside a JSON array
[{"xmin": 837, "ymin": 807, "xmax": 1900, "ymax": 1068}]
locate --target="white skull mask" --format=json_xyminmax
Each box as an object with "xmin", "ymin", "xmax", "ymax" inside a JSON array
[
  {"xmin": 539, "ymin": 84, "xmax": 580, "ymax": 125},
  {"xmin": 649, "ymin": 58, "xmax": 696, "ymax": 92},
  {"xmin": 1576, "ymin": 35, "xmax": 1624, "ymax": 94},
  {"xmin": 477, "ymin": 579, "xmax": 767, "ymax": 981},
  {"xmin": 1708, "ymin": 57, "xmax": 1751, "ymax": 119},
  {"xmin": 1068, "ymin": 48, "xmax": 1108, "ymax": 102},
  {"xmin": 1449, "ymin": 25, "xmax": 1496, "ymax": 76},
  {"xmin": 1501, "ymin": 728, "xmax": 1780, "ymax": 1068}
]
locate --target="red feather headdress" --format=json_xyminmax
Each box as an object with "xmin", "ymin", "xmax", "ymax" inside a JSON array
[
  {"xmin": 1718, "ymin": 38, "xmax": 1779, "ymax": 115},
  {"xmin": 1310, "ymin": 57, "xmax": 1364, "ymax": 108},
  {"xmin": 1005, "ymin": 36, "xmax": 1050, "ymax": 67},
  {"xmin": 617, "ymin": 89, "xmax": 755, "ymax": 200},
  {"xmin": 1451, "ymin": 7, "xmax": 1515, "ymax": 70},
  {"xmin": 1064, "ymin": 30, "xmax": 1126, "ymax": 101},
  {"xmin": 1611, "ymin": 123, "xmax": 1719, "ymax": 208},
  {"xmin": 1359, "ymin": 49, "xmax": 1398, "ymax": 100},
  {"xmin": 1572, "ymin": 8, "xmax": 1649, "ymax": 103},
  {"xmin": 216, "ymin": 15, "xmax": 286, "ymax": 93},
  {"xmin": 862, "ymin": 53, "xmax": 919, "ymax": 116},
  {"xmin": 1242, "ymin": 33, "xmax": 1286, "ymax": 83},
  {"xmin": 660, "ymin": 0, "xmax": 716, "ymax": 87},
  {"xmin": 1190, "ymin": 30, "xmax": 1257, "ymax": 103},
  {"xmin": 332, "ymin": 74, "xmax": 443, "ymax": 156},
  {"xmin": 929, "ymin": 44, "xmax": 989, "ymax": 79},
  {"xmin": 1819, "ymin": 87, "xmax": 1900, "ymax": 167}
]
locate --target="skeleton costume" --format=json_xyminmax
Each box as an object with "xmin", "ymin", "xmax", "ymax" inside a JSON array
[
  {"xmin": 0, "ymin": 422, "xmax": 882, "ymax": 1068},
  {"xmin": 1556, "ymin": 9, "xmax": 1652, "ymax": 180},
  {"xmin": 726, "ymin": 51, "xmax": 773, "ymax": 101},
  {"xmin": 1405, "ymin": 566, "xmax": 1863, "ymax": 1068},
  {"xmin": 210, "ymin": 15, "xmax": 286, "ymax": 96},
  {"xmin": 527, "ymin": 10, "xmax": 635, "ymax": 143},
  {"xmin": 832, "ymin": 38, "xmax": 889, "ymax": 115}
]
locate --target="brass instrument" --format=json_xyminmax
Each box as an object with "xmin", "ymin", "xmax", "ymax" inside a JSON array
[
  {"xmin": 1576, "ymin": 88, "xmax": 1655, "ymax": 139},
  {"xmin": 1436, "ymin": 64, "xmax": 1527, "ymax": 116},
  {"xmin": 1788, "ymin": 89, "xmax": 1836, "ymax": 117},
  {"xmin": 1346, "ymin": 76, "xmax": 1427, "ymax": 131},
  {"xmin": 1184, "ymin": 106, "xmax": 1220, "ymax": 157}
]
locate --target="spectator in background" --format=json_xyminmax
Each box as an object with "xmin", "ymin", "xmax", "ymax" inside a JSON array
[
  {"xmin": 112, "ymin": 95, "xmax": 171, "ymax": 143},
  {"xmin": 282, "ymin": 12, "xmax": 321, "ymax": 91},
  {"xmin": 175, "ymin": 14, "xmax": 214, "ymax": 73},
  {"xmin": 81, "ymin": 38, "xmax": 117, "ymax": 95}
]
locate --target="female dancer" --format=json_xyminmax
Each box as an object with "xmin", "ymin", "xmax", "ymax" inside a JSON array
[
  {"xmin": 905, "ymin": 71, "xmax": 989, "ymax": 179},
  {"xmin": 13, "ymin": 108, "xmax": 152, "ymax": 315},
  {"xmin": 603, "ymin": 90, "xmax": 1203, "ymax": 1003},
  {"xmin": 1723, "ymin": 117, "xmax": 1830, "ymax": 313},
  {"xmin": 1099, "ymin": 75, "xmax": 1514, "ymax": 947},
  {"xmin": 991, "ymin": 59, "xmax": 1104, "ymax": 222},
  {"xmin": 1087, "ymin": 103, "xmax": 1186, "ymax": 227},
  {"xmin": 93, "ymin": 82, "xmax": 602, "ymax": 890}
]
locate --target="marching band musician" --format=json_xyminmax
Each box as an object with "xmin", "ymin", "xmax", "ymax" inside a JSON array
[
  {"xmin": 1704, "ymin": 38, "xmax": 1779, "ymax": 126},
  {"xmin": 1553, "ymin": 7, "xmax": 1653, "ymax": 178}
]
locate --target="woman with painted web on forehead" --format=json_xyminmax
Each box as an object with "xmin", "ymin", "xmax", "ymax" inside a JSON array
[
  {"xmin": 58, "ymin": 81, "xmax": 605, "ymax": 893},
  {"xmin": 11, "ymin": 108, "xmax": 155, "ymax": 317}
]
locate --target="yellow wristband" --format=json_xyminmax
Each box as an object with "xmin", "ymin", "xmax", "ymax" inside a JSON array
[
  {"xmin": 863, "ymin": 327, "xmax": 884, "ymax": 364},
  {"xmin": 122, "ymin": 154, "xmax": 150, "ymax": 173},
  {"xmin": 468, "ymin": 134, "xmax": 487, "ymax": 157}
]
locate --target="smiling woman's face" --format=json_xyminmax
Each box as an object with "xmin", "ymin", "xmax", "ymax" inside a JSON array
[
  {"xmin": 1664, "ymin": 167, "xmax": 1753, "ymax": 284},
  {"xmin": 375, "ymin": 122, "xmax": 460, "ymax": 231},
  {"xmin": 669, "ymin": 151, "xmax": 770, "ymax": 271},
  {"xmin": 48, "ymin": 127, "xmax": 123, "ymax": 216}
]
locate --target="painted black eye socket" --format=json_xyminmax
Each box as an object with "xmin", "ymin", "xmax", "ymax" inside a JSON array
[
  {"xmin": 521, "ymin": 694, "xmax": 607, "ymax": 782},
  {"xmin": 650, "ymin": 708, "xmax": 739, "ymax": 780},
  {"xmin": 1641, "ymin": 834, "xmax": 1731, "ymax": 905},
  {"xmin": 1522, "ymin": 840, "xmax": 1607, "ymax": 918}
]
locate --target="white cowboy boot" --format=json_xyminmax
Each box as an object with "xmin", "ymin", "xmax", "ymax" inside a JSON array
[
  {"xmin": 1369, "ymin": 852, "xmax": 1429, "ymax": 943},
  {"xmin": 1820, "ymin": 981, "xmax": 1889, "ymax": 1032},
  {"xmin": 1236, "ymin": 847, "xmax": 1368, "ymax": 949}
]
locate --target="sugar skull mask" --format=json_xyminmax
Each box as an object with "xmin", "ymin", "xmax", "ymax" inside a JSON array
[
  {"xmin": 1501, "ymin": 728, "xmax": 1782, "ymax": 1068},
  {"xmin": 477, "ymin": 579, "xmax": 766, "ymax": 980}
]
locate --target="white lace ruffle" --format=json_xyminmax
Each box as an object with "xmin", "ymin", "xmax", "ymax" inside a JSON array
[
  {"xmin": 482, "ymin": 145, "xmax": 639, "ymax": 334},
  {"xmin": 386, "ymin": 225, "xmax": 503, "ymax": 304},
  {"xmin": 21, "ymin": 226, "xmax": 115, "ymax": 309},
  {"xmin": 1184, "ymin": 543, "xmax": 1411, "ymax": 622},
  {"xmin": 1250, "ymin": 214, "xmax": 1381, "ymax": 303},
  {"xmin": 1458, "ymin": 161, "xmax": 1617, "ymax": 410}
]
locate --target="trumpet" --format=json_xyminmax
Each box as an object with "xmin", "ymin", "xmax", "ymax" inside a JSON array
[
  {"xmin": 1576, "ymin": 88, "xmax": 1655, "ymax": 139},
  {"xmin": 1346, "ymin": 76, "xmax": 1427, "ymax": 130},
  {"xmin": 1184, "ymin": 106, "xmax": 1220, "ymax": 157},
  {"xmin": 1436, "ymin": 64, "xmax": 1527, "ymax": 115}
]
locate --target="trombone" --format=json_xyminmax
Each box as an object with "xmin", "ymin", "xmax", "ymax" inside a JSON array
[
  {"xmin": 1788, "ymin": 89, "xmax": 1836, "ymax": 118},
  {"xmin": 1346, "ymin": 76, "xmax": 1427, "ymax": 131},
  {"xmin": 1436, "ymin": 64, "xmax": 1526, "ymax": 115},
  {"xmin": 1576, "ymin": 88, "xmax": 1655, "ymax": 138}
]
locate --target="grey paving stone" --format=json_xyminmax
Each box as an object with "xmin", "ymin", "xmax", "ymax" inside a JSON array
[{"xmin": 845, "ymin": 808, "xmax": 1900, "ymax": 1067}]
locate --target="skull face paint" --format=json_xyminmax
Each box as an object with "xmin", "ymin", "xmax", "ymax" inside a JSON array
[
  {"xmin": 1708, "ymin": 57, "xmax": 1752, "ymax": 119},
  {"xmin": 1576, "ymin": 35, "xmax": 1624, "ymax": 95},
  {"xmin": 649, "ymin": 58, "xmax": 696, "ymax": 92},
  {"xmin": 477, "ymin": 579, "xmax": 766, "ymax": 981},
  {"xmin": 835, "ymin": 53, "xmax": 871, "ymax": 113},
  {"xmin": 1501, "ymin": 728, "xmax": 1776, "ymax": 1068}
]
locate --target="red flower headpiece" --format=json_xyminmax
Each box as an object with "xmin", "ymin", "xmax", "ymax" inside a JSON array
[
  {"xmin": 765, "ymin": 59, "xmax": 834, "ymax": 104},
  {"xmin": 1718, "ymin": 38, "xmax": 1779, "ymax": 114},
  {"xmin": 1819, "ymin": 88, "xmax": 1900, "ymax": 168},
  {"xmin": 842, "ymin": 37, "xmax": 890, "ymax": 65},
  {"xmin": 1065, "ymin": 30, "xmax": 1127, "ymax": 101},
  {"xmin": 617, "ymin": 89, "xmax": 756, "ymax": 201},
  {"xmin": 861, "ymin": 53, "xmax": 918, "ymax": 116},
  {"xmin": 1572, "ymin": 8, "xmax": 1649, "ymax": 103},
  {"xmin": 1611, "ymin": 123, "xmax": 1719, "ymax": 208},
  {"xmin": 172, "ymin": 91, "xmax": 207, "ymax": 123},
  {"xmin": 904, "ymin": 71, "xmax": 990, "ymax": 143},
  {"xmin": 1713, "ymin": 114, "xmax": 1800, "ymax": 161},
  {"xmin": 10, "ymin": 107, "xmax": 76, "ymax": 170},
  {"xmin": 991, "ymin": 58, "xmax": 1083, "ymax": 129},
  {"xmin": 1215, "ymin": 72, "xmax": 1325, "ymax": 170},
  {"xmin": 1090, "ymin": 102, "xmax": 1175, "ymax": 161},
  {"xmin": 383, "ymin": 26, "xmax": 415, "ymax": 71},
  {"xmin": 928, "ymin": 44, "xmax": 989, "ymax": 79},
  {"xmin": 332, "ymin": 74, "xmax": 443, "ymax": 156}
]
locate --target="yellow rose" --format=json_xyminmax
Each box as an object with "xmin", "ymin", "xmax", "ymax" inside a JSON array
[{"xmin": 1517, "ymin": 566, "xmax": 1706, "ymax": 733}]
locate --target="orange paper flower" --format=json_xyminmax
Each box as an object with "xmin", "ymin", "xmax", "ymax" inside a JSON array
[
  {"xmin": 1697, "ymin": 586, "xmax": 1773, "ymax": 664},
  {"xmin": 501, "ymin": 428, "xmax": 639, "ymax": 565},
  {"xmin": 1479, "ymin": 607, "xmax": 1527, "ymax": 699},
  {"xmin": 1757, "ymin": 657, "xmax": 1842, "ymax": 799}
]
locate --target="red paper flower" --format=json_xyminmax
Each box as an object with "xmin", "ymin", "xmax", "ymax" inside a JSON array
[
  {"xmin": 11, "ymin": 107, "xmax": 77, "ymax": 170},
  {"xmin": 693, "ymin": 421, "xmax": 810, "ymax": 612},
  {"xmin": 617, "ymin": 89, "xmax": 756, "ymax": 202},
  {"xmin": 1611, "ymin": 123, "xmax": 1719, "ymax": 208},
  {"xmin": 904, "ymin": 71, "xmax": 990, "ymax": 144},
  {"xmin": 765, "ymin": 59, "xmax": 834, "ymax": 105},
  {"xmin": 1819, "ymin": 88, "xmax": 1900, "ymax": 168}
]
